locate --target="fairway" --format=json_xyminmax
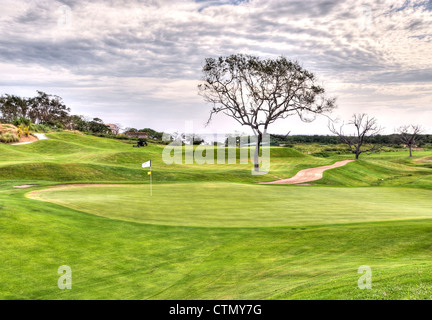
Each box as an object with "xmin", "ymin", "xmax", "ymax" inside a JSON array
[{"xmin": 28, "ymin": 183, "xmax": 432, "ymax": 227}]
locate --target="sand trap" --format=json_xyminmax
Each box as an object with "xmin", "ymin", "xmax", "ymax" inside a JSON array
[
  {"xmin": 260, "ymin": 160, "xmax": 354, "ymax": 185},
  {"xmin": 11, "ymin": 133, "xmax": 48, "ymax": 145},
  {"xmin": 27, "ymin": 183, "xmax": 135, "ymax": 197},
  {"xmin": 33, "ymin": 133, "xmax": 48, "ymax": 140},
  {"xmin": 14, "ymin": 185, "xmax": 37, "ymax": 188}
]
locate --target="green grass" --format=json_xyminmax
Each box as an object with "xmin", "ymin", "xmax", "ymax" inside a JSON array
[
  {"xmin": 1, "ymin": 131, "xmax": 432, "ymax": 299},
  {"xmin": 29, "ymin": 183, "xmax": 432, "ymax": 228}
]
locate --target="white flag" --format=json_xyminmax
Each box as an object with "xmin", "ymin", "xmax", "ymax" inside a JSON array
[{"xmin": 142, "ymin": 160, "xmax": 151, "ymax": 168}]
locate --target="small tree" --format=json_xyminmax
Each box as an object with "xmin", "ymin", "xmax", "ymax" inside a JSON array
[
  {"xmin": 138, "ymin": 128, "xmax": 163, "ymax": 140},
  {"xmin": 87, "ymin": 118, "xmax": 111, "ymax": 134},
  {"xmin": 71, "ymin": 115, "xmax": 88, "ymax": 132},
  {"xmin": 396, "ymin": 125, "xmax": 423, "ymax": 157},
  {"xmin": 108, "ymin": 123, "xmax": 121, "ymax": 135},
  {"xmin": 199, "ymin": 54, "xmax": 336, "ymax": 171},
  {"xmin": 329, "ymin": 113, "xmax": 382, "ymax": 159}
]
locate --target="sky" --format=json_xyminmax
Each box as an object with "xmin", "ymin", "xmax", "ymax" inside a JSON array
[{"xmin": 0, "ymin": 0, "xmax": 431, "ymax": 135}]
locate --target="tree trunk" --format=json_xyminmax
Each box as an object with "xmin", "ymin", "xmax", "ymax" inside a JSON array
[
  {"xmin": 409, "ymin": 146, "xmax": 413, "ymax": 157},
  {"xmin": 355, "ymin": 151, "xmax": 360, "ymax": 160},
  {"xmin": 254, "ymin": 133, "xmax": 262, "ymax": 172}
]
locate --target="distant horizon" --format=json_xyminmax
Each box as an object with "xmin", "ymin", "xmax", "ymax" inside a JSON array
[{"xmin": 117, "ymin": 130, "xmax": 432, "ymax": 145}]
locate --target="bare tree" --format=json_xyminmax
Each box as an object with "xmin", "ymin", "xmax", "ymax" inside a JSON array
[
  {"xmin": 198, "ymin": 54, "xmax": 336, "ymax": 172},
  {"xmin": 107, "ymin": 123, "xmax": 121, "ymax": 135},
  {"xmin": 329, "ymin": 113, "xmax": 383, "ymax": 159},
  {"xmin": 396, "ymin": 125, "xmax": 423, "ymax": 157}
]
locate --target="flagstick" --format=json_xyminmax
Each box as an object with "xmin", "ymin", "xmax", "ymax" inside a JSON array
[{"xmin": 142, "ymin": 160, "xmax": 152, "ymax": 197}]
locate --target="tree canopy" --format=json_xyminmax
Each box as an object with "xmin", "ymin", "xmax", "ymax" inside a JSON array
[
  {"xmin": 71, "ymin": 116, "xmax": 111, "ymax": 134},
  {"xmin": 199, "ymin": 54, "xmax": 336, "ymax": 171},
  {"xmin": 0, "ymin": 91, "xmax": 70, "ymax": 127}
]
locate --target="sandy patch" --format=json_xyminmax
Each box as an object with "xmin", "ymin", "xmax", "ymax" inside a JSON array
[
  {"xmin": 26, "ymin": 183, "xmax": 139, "ymax": 197},
  {"xmin": 14, "ymin": 184, "xmax": 37, "ymax": 188},
  {"xmin": 10, "ymin": 133, "xmax": 48, "ymax": 145},
  {"xmin": 33, "ymin": 133, "xmax": 48, "ymax": 140},
  {"xmin": 14, "ymin": 135, "xmax": 39, "ymax": 144}
]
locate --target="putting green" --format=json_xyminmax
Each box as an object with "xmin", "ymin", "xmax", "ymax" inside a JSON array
[{"xmin": 27, "ymin": 183, "xmax": 432, "ymax": 227}]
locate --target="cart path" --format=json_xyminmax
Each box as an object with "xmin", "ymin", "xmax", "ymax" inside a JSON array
[
  {"xmin": 11, "ymin": 133, "xmax": 48, "ymax": 145},
  {"xmin": 260, "ymin": 160, "xmax": 354, "ymax": 185}
]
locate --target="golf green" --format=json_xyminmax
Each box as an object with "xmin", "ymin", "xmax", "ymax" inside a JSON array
[{"xmin": 28, "ymin": 183, "xmax": 432, "ymax": 227}]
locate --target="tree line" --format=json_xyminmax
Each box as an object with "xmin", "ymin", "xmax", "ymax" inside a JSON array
[
  {"xmin": 271, "ymin": 133, "xmax": 432, "ymax": 147},
  {"xmin": 0, "ymin": 91, "xmax": 113, "ymax": 135},
  {"xmin": 0, "ymin": 91, "xmax": 170, "ymax": 142},
  {"xmin": 0, "ymin": 91, "xmax": 70, "ymax": 127}
]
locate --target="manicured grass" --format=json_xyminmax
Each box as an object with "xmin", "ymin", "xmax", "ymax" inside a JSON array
[
  {"xmin": 2, "ymin": 187, "xmax": 432, "ymax": 299},
  {"xmin": 1, "ymin": 131, "xmax": 432, "ymax": 299},
  {"xmin": 29, "ymin": 183, "xmax": 432, "ymax": 228}
]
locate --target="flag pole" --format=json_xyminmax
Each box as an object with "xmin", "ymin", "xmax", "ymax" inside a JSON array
[{"xmin": 142, "ymin": 160, "xmax": 152, "ymax": 197}]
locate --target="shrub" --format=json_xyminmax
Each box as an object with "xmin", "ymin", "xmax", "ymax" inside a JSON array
[
  {"xmin": 0, "ymin": 132, "xmax": 20, "ymax": 143},
  {"xmin": 30, "ymin": 123, "xmax": 61, "ymax": 133},
  {"xmin": 17, "ymin": 127, "xmax": 22, "ymax": 138},
  {"xmin": 12, "ymin": 117, "xmax": 31, "ymax": 127},
  {"xmin": 24, "ymin": 126, "xmax": 30, "ymax": 137}
]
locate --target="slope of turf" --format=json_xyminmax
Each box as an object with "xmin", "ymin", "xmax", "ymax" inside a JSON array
[
  {"xmin": 0, "ymin": 132, "xmax": 334, "ymax": 183},
  {"xmin": 2, "ymin": 131, "xmax": 430, "ymax": 186}
]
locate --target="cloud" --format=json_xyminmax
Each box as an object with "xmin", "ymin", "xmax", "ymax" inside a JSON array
[{"xmin": 0, "ymin": 0, "xmax": 431, "ymax": 134}]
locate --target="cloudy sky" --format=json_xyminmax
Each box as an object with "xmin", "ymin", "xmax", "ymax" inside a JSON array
[{"xmin": 0, "ymin": 0, "xmax": 431, "ymax": 135}]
